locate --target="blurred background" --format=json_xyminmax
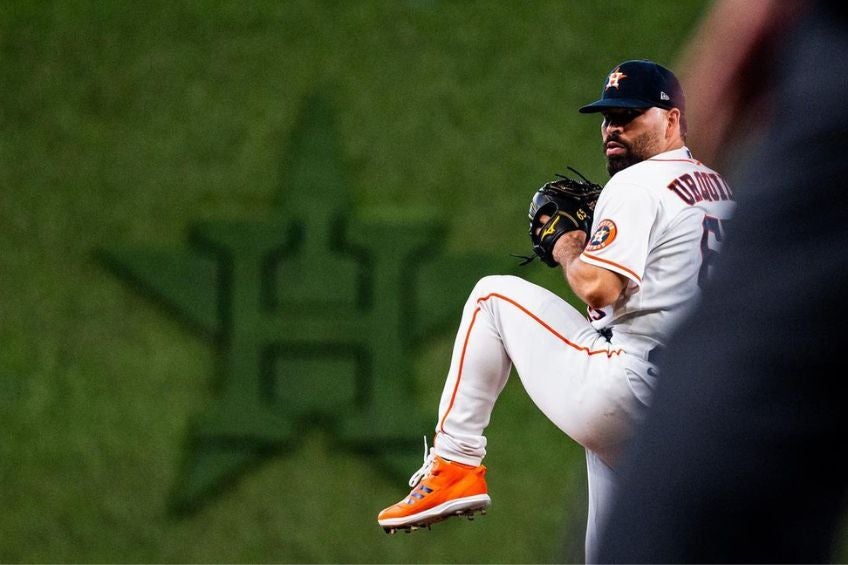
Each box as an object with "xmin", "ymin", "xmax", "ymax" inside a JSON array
[{"xmin": 1, "ymin": 1, "xmax": 713, "ymax": 562}]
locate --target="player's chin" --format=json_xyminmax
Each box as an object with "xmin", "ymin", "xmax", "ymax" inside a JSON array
[{"xmin": 605, "ymin": 155, "xmax": 633, "ymax": 176}]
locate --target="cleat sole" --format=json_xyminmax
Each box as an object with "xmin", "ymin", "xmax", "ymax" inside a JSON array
[{"xmin": 378, "ymin": 494, "xmax": 491, "ymax": 533}]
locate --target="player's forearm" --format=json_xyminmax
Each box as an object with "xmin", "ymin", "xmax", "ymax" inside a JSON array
[{"xmin": 555, "ymin": 231, "xmax": 623, "ymax": 309}]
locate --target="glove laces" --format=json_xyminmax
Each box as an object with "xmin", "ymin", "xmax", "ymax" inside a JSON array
[
  {"xmin": 408, "ymin": 436, "xmax": 436, "ymax": 487},
  {"xmin": 511, "ymin": 252, "xmax": 537, "ymax": 266}
]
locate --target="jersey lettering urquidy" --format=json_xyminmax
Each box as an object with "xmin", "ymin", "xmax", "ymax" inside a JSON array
[{"xmin": 667, "ymin": 171, "xmax": 733, "ymax": 204}]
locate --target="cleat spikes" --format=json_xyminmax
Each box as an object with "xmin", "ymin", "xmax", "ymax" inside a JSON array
[
  {"xmin": 384, "ymin": 523, "xmax": 430, "ymax": 535},
  {"xmin": 380, "ymin": 506, "xmax": 489, "ymax": 534}
]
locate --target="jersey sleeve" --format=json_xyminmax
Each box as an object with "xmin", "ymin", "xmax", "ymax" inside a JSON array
[{"xmin": 580, "ymin": 181, "xmax": 658, "ymax": 288}]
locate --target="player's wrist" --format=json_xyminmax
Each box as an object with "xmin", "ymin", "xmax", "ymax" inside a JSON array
[{"xmin": 553, "ymin": 230, "xmax": 587, "ymax": 265}]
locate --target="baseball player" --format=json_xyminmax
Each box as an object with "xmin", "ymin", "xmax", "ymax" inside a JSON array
[{"xmin": 377, "ymin": 60, "xmax": 735, "ymax": 561}]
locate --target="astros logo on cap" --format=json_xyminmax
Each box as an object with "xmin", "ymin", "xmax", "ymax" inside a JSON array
[{"xmin": 605, "ymin": 67, "xmax": 627, "ymax": 90}]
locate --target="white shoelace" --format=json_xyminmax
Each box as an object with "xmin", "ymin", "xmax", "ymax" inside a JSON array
[{"xmin": 408, "ymin": 436, "xmax": 435, "ymax": 487}]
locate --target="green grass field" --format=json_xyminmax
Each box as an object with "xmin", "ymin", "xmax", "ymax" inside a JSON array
[{"xmin": 1, "ymin": 1, "xmax": 716, "ymax": 562}]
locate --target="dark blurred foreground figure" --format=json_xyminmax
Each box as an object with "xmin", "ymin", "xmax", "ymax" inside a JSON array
[{"xmin": 596, "ymin": 1, "xmax": 848, "ymax": 563}]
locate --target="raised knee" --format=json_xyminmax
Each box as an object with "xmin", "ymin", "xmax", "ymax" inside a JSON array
[{"xmin": 470, "ymin": 274, "xmax": 525, "ymax": 299}]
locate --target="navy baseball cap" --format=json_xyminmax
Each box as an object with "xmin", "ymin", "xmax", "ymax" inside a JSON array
[{"xmin": 579, "ymin": 60, "xmax": 685, "ymax": 113}]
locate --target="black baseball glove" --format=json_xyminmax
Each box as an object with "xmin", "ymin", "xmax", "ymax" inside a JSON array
[{"xmin": 523, "ymin": 167, "xmax": 603, "ymax": 267}]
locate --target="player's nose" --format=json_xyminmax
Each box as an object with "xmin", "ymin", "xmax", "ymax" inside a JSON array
[{"xmin": 603, "ymin": 121, "xmax": 623, "ymax": 136}]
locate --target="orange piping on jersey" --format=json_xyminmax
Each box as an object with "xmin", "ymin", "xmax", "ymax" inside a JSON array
[
  {"xmin": 438, "ymin": 292, "xmax": 623, "ymax": 434},
  {"xmin": 581, "ymin": 252, "xmax": 642, "ymax": 283}
]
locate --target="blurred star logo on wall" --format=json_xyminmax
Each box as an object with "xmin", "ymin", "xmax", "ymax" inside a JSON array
[{"xmin": 100, "ymin": 92, "xmax": 511, "ymax": 513}]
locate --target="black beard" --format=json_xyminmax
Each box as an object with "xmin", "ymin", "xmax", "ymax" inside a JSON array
[
  {"xmin": 604, "ymin": 133, "xmax": 655, "ymax": 176},
  {"xmin": 605, "ymin": 152, "xmax": 641, "ymax": 176}
]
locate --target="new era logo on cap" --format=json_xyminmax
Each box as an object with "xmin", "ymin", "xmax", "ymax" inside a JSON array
[{"xmin": 579, "ymin": 60, "xmax": 685, "ymax": 114}]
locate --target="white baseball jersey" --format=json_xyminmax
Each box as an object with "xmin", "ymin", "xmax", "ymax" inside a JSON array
[
  {"xmin": 581, "ymin": 146, "xmax": 735, "ymax": 358},
  {"xmin": 428, "ymin": 146, "xmax": 734, "ymax": 562}
]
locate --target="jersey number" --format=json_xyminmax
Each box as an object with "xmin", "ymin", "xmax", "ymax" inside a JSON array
[{"xmin": 699, "ymin": 215, "xmax": 727, "ymax": 288}]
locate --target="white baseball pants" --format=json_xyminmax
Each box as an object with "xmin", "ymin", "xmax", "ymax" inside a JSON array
[{"xmin": 432, "ymin": 275, "xmax": 655, "ymax": 560}]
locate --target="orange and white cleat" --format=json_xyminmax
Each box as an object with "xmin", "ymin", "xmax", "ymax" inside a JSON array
[{"xmin": 378, "ymin": 439, "xmax": 491, "ymax": 534}]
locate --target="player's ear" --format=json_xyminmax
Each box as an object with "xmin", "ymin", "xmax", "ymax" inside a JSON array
[{"xmin": 666, "ymin": 108, "xmax": 682, "ymax": 137}]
